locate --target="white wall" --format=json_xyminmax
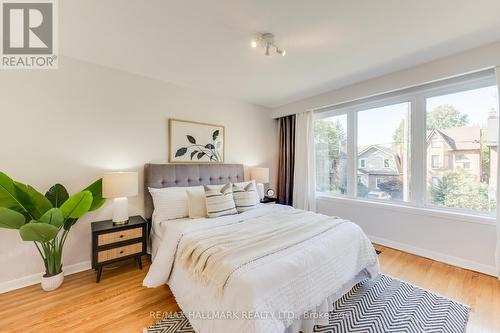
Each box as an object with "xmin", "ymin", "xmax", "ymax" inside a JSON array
[
  {"xmin": 0, "ymin": 56, "xmax": 277, "ymax": 291},
  {"xmin": 274, "ymin": 41, "xmax": 500, "ymax": 276},
  {"xmin": 273, "ymin": 40, "xmax": 500, "ymax": 118},
  {"xmin": 317, "ymin": 197, "xmax": 497, "ymax": 275}
]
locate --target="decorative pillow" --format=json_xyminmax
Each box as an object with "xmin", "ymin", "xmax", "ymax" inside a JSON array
[
  {"xmin": 186, "ymin": 187, "xmax": 207, "ymax": 219},
  {"xmin": 149, "ymin": 186, "xmax": 202, "ymax": 221},
  {"xmin": 204, "ymin": 183, "xmax": 238, "ymax": 218},
  {"xmin": 233, "ymin": 180, "xmax": 260, "ymax": 202},
  {"xmin": 233, "ymin": 181, "xmax": 259, "ymax": 213}
]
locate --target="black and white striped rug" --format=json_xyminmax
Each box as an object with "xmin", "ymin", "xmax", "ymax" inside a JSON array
[{"xmin": 145, "ymin": 274, "xmax": 469, "ymax": 333}]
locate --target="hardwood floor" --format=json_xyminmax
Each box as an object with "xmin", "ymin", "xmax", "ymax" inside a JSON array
[{"xmin": 1, "ymin": 246, "xmax": 499, "ymax": 333}]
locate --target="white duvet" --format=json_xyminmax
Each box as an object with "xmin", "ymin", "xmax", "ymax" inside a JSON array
[{"xmin": 144, "ymin": 204, "xmax": 379, "ymax": 333}]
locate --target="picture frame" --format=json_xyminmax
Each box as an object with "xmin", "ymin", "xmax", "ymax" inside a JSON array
[{"xmin": 168, "ymin": 118, "xmax": 225, "ymax": 163}]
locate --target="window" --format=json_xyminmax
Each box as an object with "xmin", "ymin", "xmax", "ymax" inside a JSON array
[
  {"xmin": 357, "ymin": 102, "xmax": 410, "ymax": 201},
  {"xmin": 314, "ymin": 114, "xmax": 347, "ymax": 195},
  {"xmin": 314, "ymin": 70, "xmax": 498, "ymax": 216},
  {"xmin": 426, "ymin": 85, "xmax": 498, "ymax": 213},
  {"xmin": 431, "ymin": 136, "xmax": 440, "ymax": 148},
  {"xmin": 432, "ymin": 177, "xmax": 440, "ymax": 187},
  {"xmin": 431, "ymin": 155, "xmax": 440, "ymax": 169}
]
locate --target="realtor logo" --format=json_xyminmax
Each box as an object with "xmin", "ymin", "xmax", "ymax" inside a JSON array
[{"xmin": 1, "ymin": 0, "xmax": 58, "ymax": 69}]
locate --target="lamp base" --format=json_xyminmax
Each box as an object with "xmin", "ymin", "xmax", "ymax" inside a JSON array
[
  {"xmin": 256, "ymin": 183, "xmax": 265, "ymax": 200},
  {"xmin": 112, "ymin": 219, "xmax": 129, "ymax": 226},
  {"xmin": 112, "ymin": 197, "xmax": 129, "ymax": 225}
]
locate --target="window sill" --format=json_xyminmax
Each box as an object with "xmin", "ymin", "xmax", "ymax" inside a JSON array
[{"xmin": 316, "ymin": 193, "xmax": 497, "ymax": 226}]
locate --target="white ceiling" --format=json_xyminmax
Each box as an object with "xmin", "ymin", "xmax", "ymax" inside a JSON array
[{"xmin": 60, "ymin": 0, "xmax": 500, "ymax": 108}]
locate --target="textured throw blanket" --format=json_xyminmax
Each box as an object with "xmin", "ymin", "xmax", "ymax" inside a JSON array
[{"xmin": 179, "ymin": 210, "xmax": 345, "ymax": 294}]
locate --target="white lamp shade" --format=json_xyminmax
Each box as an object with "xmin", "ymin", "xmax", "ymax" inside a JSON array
[
  {"xmin": 103, "ymin": 172, "xmax": 138, "ymax": 198},
  {"xmin": 251, "ymin": 167, "xmax": 269, "ymax": 184}
]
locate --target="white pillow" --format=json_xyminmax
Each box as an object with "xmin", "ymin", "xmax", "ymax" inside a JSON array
[
  {"xmin": 149, "ymin": 186, "xmax": 202, "ymax": 221},
  {"xmin": 233, "ymin": 182, "xmax": 259, "ymax": 213},
  {"xmin": 186, "ymin": 187, "xmax": 207, "ymax": 218},
  {"xmin": 204, "ymin": 183, "xmax": 238, "ymax": 218},
  {"xmin": 233, "ymin": 180, "xmax": 260, "ymax": 202}
]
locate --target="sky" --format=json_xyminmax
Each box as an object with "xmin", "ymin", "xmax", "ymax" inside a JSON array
[{"xmin": 324, "ymin": 85, "xmax": 499, "ymax": 147}]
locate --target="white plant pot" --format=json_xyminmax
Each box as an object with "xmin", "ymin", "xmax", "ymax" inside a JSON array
[{"xmin": 41, "ymin": 271, "xmax": 64, "ymax": 291}]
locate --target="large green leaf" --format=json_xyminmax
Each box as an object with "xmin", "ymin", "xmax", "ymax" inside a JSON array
[
  {"xmin": 13, "ymin": 182, "xmax": 53, "ymax": 220},
  {"xmin": 60, "ymin": 191, "xmax": 92, "ymax": 219},
  {"xmin": 0, "ymin": 207, "xmax": 25, "ymax": 229},
  {"xmin": 45, "ymin": 184, "xmax": 69, "ymax": 208},
  {"xmin": 84, "ymin": 179, "xmax": 105, "ymax": 212},
  {"xmin": 63, "ymin": 217, "xmax": 77, "ymax": 231},
  {"xmin": 0, "ymin": 172, "xmax": 31, "ymax": 218},
  {"xmin": 38, "ymin": 208, "xmax": 64, "ymax": 228},
  {"xmin": 19, "ymin": 221, "xmax": 59, "ymax": 242}
]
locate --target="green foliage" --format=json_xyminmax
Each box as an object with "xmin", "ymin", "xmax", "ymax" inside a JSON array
[
  {"xmin": 315, "ymin": 119, "xmax": 347, "ymax": 193},
  {"xmin": 392, "ymin": 120, "xmax": 405, "ymax": 144},
  {"xmin": 357, "ymin": 182, "xmax": 369, "ymax": 197},
  {"xmin": 45, "ymin": 184, "xmax": 69, "ymax": 208},
  {"xmin": 378, "ymin": 178, "xmax": 403, "ymax": 200},
  {"xmin": 0, "ymin": 207, "xmax": 25, "ymax": 229},
  {"xmin": 85, "ymin": 179, "xmax": 106, "ymax": 212},
  {"xmin": 60, "ymin": 191, "xmax": 93, "ymax": 219},
  {"xmin": 20, "ymin": 222, "xmax": 59, "ymax": 242},
  {"xmin": 38, "ymin": 208, "xmax": 64, "ymax": 228},
  {"xmin": 0, "ymin": 174, "xmax": 106, "ymax": 277},
  {"xmin": 426, "ymin": 104, "xmax": 469, "ymax": 130},
  {"xmin": 431, "ymin": 168, "xmax": 493, "ymax": 212}
]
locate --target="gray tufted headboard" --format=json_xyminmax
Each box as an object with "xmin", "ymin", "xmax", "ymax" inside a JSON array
[{"xmin": 144, "ymin": 163, "xmax": 245, "ymax": 220}]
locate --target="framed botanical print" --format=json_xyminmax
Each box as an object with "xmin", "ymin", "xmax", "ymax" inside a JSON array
[{"xmin": 168, "ymin": 119, "xmax": 225, "ymax": 163}]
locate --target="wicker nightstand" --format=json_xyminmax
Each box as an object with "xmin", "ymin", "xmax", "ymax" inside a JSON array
[{"xmin": 91, "ymin": 216, "xmax": 148, "ymax": 283}]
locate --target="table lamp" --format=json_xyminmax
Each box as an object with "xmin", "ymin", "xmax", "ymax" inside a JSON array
[
  {"xmin": 103, "ymin": 172, "xmax": 138, "ymax": 225},
  {"xmin": 251, "ymin": 167, "xmax": 269, "ymax": 199}
]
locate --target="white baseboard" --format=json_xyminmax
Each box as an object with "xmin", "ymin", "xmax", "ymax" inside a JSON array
[
  {"xmin": 369, "ymin": 235, "xmax": 497, "ymax": 277},
  {"xmin": 0, "ymin": 261, "xmax": 91, "ymax": 294}
]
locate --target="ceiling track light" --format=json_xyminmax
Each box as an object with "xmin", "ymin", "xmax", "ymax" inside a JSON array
[{"xmin": 250, "ymin": 33, "xmax": 286, "ymax": 57}]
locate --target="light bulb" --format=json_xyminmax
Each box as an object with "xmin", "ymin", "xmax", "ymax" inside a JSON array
[
  {"xmin": 276, "ymin": 48, "xmax": 286, "ymax": 56},
  {"xmin": 251, "ymin": 40, "xmax": 257, "ymax": 48}
]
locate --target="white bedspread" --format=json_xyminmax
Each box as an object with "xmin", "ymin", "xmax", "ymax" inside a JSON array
[{"xmin": 144, "ymin": 204, "xmax": 379, "ymax": 333}]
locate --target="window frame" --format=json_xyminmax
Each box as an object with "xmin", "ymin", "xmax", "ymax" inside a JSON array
[
  {"xmin": 383, "ymin": 159, "xmax": 390, "ymax": 168},
  {"xmin": 431, "ymin": 136, "xmax": 440, "ymax": 148},
  {"xmin": 359, "ymin": 159, "xmax": 366, "ymax": 168},
  {"xmin": 313, "ymin": 69, "xmax": 498, "ymax": 219},
  {"xmin": 431, "ymin": 155, "xmax": 440, "ymax": 169}
]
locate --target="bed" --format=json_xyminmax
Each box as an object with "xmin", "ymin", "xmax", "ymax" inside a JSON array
[{"xmin": 142, "ymin": 163, "xmax": 379, "ymax": 333}]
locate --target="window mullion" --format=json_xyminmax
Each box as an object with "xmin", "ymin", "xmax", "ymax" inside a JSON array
[
  {"xmin": 347, "ymin": 110, "xmax": 357, "ymax": 197},
  {"xmin": 410, "ymin": 96, "xmax": 426, "ymax": 206}
]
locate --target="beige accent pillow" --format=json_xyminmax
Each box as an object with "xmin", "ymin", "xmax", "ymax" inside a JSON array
[
  {"xmin": 204, "ymin": 183, "xmax": 238, "ymax": 218},
  {"xmin": 186, "ymin": 187, "xmax": 207, "ymax": 219},
  {"xmin": 233, "ymin": 182, "xmax": 259, "ymax": 213}
]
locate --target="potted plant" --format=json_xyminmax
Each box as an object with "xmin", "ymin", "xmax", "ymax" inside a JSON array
[{"xmin": 0, "ymin": 172, "xmax": 105, "ymax": 291}]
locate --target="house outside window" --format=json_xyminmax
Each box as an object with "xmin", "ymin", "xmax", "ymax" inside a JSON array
[
  {"xmin": 431, "ymin": 136, "xmax": 440, "ymax": 148},
  {"xmin": 359, "ymin": 159, "xmax": 366, "ymax": 168},
  {"xmin": 384, "ymin": 159, "xmax": 390, "ymax": 168},
  {"xmin": 431, "ymin": 155, "xmax": 440, "ymax": 169},
  {"xmin": 376, "ymin": 178, "xmax": 383, "ymax": 189}
]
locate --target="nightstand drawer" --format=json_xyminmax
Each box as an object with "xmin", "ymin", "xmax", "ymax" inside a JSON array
[
  {"xmin": 98, "ymin": 227, "xmax": 142, "ymax": 246},
  {"xmin": 97, "ymin": 243, "xmax": 142, "ymax": 263}
]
